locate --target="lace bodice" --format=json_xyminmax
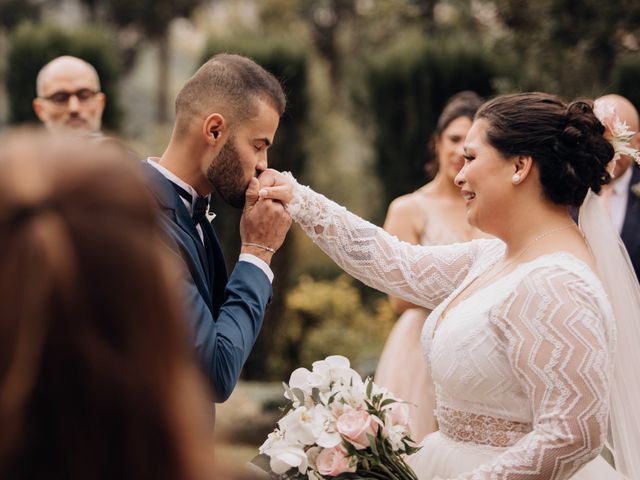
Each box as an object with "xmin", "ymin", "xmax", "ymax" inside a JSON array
[{"xmin": 287, "ymin": 182, "xmax": 616, "ymax": 480}]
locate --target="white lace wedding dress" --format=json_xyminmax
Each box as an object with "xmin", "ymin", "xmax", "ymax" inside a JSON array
[{"xmin": 287, "ymin": 182, "xmax": 624, "ymax": 480}]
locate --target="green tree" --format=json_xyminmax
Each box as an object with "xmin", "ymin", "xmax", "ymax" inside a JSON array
[
  {"xmin": 0, "ymin": 0, "xmax": 41, "ymax": 30},
  {"xmin": 78, "ymin": 0, "xmax": 205, "ymax": 123},
  {"xmin": 365, "ymin": 33, "xmax": 496, "ymax": 208},
  {"xmin": 272, "ymin": 275, "xmax": 394, "ymax": 377},
  {"xmin": 612, "ymin": 55, "xmax": 640, "ymax": 111},
  {"xmin": 257, "ymin": 0, "xmax": 436, "ymax": 106},
  {"xmin": 485, "ymin": 0, "xmax": 640, "ymax": 96}
]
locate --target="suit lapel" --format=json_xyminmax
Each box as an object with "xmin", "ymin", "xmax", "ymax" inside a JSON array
[
  {"xmin": 143, "ymin": 163, "xmax": 214, "ymax": 312},
  {"xmin": 621, "ymin": 167, "xmax": 640, "ymax": 279},
  {"xmin": 199, "ymin": 219, "xmax": 228, "ymax": 317},
  {"xmin": 621, "ymin": 167, "xmax": 640, "ymax": 244}
]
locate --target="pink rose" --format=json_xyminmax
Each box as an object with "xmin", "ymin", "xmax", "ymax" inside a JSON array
[
  {"xmin": 336, "ymin": 406, "xmax": 379, "ymax": 449},
  {"xmin": 315, "ymin": 445, "xmax": 356, "ymax": 476},
  {"xmin": 387, "ymin": 401, "xmax": 410, "ymax": 428}
]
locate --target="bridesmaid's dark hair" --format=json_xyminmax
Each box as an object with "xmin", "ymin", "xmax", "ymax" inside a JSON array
[
  {"xmin": 476, "ymin": 92, "xmax": 614, "ymax": 207},
  {"xmin": 427, "ymin": 91, "xmax": 484, "ymax": 176}
]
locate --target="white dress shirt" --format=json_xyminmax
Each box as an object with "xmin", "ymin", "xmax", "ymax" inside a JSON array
[
  {"xmin": 606, "ymin": 166, "xmax": 632, "ymax": 234},
  {"xmin": 146, "ymin": 158, "xmax": 273, "ymax": 282}
]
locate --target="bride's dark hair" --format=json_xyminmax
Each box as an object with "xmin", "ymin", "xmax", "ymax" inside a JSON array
[{"xmin": 476, "ymin": 92, "xmax": 614, "ymax": 207}]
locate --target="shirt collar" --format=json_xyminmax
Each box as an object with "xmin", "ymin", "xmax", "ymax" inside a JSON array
[{"xmin": 146, "ymin": 158, "xmax": 207, "ymax": 215}]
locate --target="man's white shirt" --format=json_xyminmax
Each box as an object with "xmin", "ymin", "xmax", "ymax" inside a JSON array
[{"xmin": 607, "ymin": 166, "xmax": 633, "ymax": 234}]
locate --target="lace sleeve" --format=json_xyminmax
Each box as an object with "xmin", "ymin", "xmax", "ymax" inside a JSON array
[
  {"xmin": 456, "ymin": 266, "xmax": 614, "ymax": 480},
  {"xmin": 287, "ymin": 179, "xmax": 487, "ymax": 310}
]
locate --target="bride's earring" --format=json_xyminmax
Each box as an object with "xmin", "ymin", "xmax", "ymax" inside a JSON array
[{"xmin": 512, "ymin": 174, "xmax": 521, "ymax": 184}]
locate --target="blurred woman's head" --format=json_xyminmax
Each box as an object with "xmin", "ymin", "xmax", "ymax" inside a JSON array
[
  {"xmin": 455, "ymin": 92, "xmax": 614, "ymax": 233},
  {"xmin": 428, "ymin": 91, "xmax": 484, "ymax": 181},
  {"xmin": 0, "ymin": 130, "xmax": 214, "ymax": 480}
]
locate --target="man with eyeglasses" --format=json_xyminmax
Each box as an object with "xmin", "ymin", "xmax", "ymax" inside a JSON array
[{"xmin": 32, "ymin": 56, "xmax": 106, "ymax": 135}]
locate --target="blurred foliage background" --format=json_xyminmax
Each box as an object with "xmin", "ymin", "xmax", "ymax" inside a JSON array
[{"xmin": 1, "ymin": 0, "xmax": 639, "ymax": 422}]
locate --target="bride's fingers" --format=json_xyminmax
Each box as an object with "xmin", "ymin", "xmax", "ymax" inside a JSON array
[
  {"xmin": 257, "ymin": 168, "xmax": 282, "ymax": 188},
  {"xmin": 258, "ymin": 185, "xmax": 293, "ymax": 203}
]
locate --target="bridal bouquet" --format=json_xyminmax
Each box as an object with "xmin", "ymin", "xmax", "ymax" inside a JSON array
[{"xmin": 253, "ymin": 355, "xmax": 420, "ymax": 480}]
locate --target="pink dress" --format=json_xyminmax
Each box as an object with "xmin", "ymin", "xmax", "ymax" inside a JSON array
[{"xmin": 375, "ymin": 222, "xmax": 466, "ymax": 441}]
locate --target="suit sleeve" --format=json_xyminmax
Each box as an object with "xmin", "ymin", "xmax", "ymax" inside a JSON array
[{"xmin": 179, "ymin": 257, "xmax": 272, "ymax": 402}]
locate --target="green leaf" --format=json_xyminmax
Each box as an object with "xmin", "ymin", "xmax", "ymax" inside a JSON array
[
  {"xmin": 400, "ymin": 437, "xmax": 422, "ymax": 457},
  {"xmin": 282, "ymin": 382, "xmax": 295, "ymax": 401},
  {"xmin": 403, "ymin": 443, "xmax": 422, "ymax": 456},
  {"xmin": 379, "ymin": 398, "xmax": 397, "ymax": 408},
  {"xmin": 250, "ymin": 453, "xmax": 272, "ymax": 473},
  {"xmin": 312, "ymin": 387, "xmax": 322, "ymax": 404},
  {"xmin": 367, "ymin": 434, "xmax": 379, "ymax": 456},
  {"xmin": 343, "ymin": 440, "xmax": 358, "ymax": 456},
  {"xmin": 281, "ymin": 402, "xmax": 294, "ymax": 415},
  {"xmin": 366, "ymin": 378, "xmax": 373, "ymax": 397},
  {"xmin": 291, "ymin": 387, "xmax": 306, "ymax": 404}
]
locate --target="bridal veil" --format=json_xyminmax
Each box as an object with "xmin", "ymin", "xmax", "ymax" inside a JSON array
[{"xmin": 579, "ymin": 191, "xmax": 640, "ymax": 480}]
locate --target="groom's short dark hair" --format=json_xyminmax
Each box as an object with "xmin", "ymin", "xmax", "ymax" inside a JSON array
[{"xmin": 174, "ymin": 53, "xmax": 286, "ymax": 137}]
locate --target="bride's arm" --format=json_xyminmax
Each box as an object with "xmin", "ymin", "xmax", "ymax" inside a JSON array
[
  {"xmin": 279, "ymin": 175, "xmax": 490, "ymax": 309},
  {"xmin": 454, "ymin": 266, "xmax": 613, "ymax": 480}
]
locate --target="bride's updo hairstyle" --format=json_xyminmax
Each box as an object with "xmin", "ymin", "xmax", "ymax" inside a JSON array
[{"xmin": 476, "ymin": 92, "xmax": 614, "ymax": 207}]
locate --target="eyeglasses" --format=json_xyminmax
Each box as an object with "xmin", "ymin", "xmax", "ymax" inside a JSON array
[{"xmin": 41, "ymin": 88, "xmax": 100, "ymax": 105}]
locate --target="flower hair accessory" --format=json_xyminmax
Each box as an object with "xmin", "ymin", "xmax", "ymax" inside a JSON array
[{"xmin": 594, "ymin": 99, "xmax": 640, "ymax": 167}]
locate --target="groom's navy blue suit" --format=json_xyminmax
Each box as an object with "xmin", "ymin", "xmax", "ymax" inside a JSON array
[
  {"xmin": 143, "ymin": 163, "xmax": 272, "ymax": 402},
  {"xmin": 621, "ymin": 166, "xmax": 640, "ymax": 281}
]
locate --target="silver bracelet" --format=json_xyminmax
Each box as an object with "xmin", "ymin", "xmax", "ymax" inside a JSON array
[{"xmin": 242, "ymin": 242, "xmax": 276, "ymax": 253}]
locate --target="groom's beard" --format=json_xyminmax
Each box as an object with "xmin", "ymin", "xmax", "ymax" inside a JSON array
[{"xmin": 207, "ymin": 136, "xmax": 247, "ymax": 209}]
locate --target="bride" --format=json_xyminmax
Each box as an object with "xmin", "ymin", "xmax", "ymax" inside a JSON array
[{"xmin": 258, "ymin": 92, "xmax": 640, "ymax": 479}]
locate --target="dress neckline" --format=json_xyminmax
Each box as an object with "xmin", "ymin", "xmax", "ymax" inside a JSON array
[{"xmin": 430, "ymin": 250, "xmax": 601, "ymax": 341}]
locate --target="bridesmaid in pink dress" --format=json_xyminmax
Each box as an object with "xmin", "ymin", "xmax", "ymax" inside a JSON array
[{"xmin": 374, "ymin": 91, "xmax": 488, "ymax": 440}]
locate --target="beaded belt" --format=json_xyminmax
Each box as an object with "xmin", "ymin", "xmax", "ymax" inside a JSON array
[{"xmin": 436, "ymin": 405, "xmax": 531, "ymax": 447}]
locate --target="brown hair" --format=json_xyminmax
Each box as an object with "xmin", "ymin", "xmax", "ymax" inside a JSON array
[
  {"xmin": 427, "ymin": 91, "xmax": 484, "ymax": 176},
  {"xmin": 0, "ymin": 130, "xmax": 214, "ymax": 480},
  {"xmin": 174, "ymin": 53, "xmax": 286, "ymax": 137},
  {"xmin": 476, "ymin": 92, "xmax": 614, "ymax": 207}
]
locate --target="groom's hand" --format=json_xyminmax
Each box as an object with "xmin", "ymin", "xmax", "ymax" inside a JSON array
[
  {"xmin": 257, "ymin": 169, "xmax": 294, "ymax": 204},
  {"xmin": 240, "ymin": 177, "xmax": 292, "ymax": 264}
]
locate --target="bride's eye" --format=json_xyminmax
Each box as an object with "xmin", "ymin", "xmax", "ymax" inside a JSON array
[{"xmin": 463, "ymin": 154, "xmax": 475, "ymax": 162}]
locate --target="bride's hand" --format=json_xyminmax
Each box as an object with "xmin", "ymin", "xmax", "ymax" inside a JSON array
[{"xmin": 257, "ymin": 169, "xmax": 295, "ymax": 204}]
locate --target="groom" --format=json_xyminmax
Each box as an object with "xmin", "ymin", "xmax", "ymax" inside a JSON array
[{"xmin": 144, "ymin": 54, "xmax": 291, "ymax": 403}]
